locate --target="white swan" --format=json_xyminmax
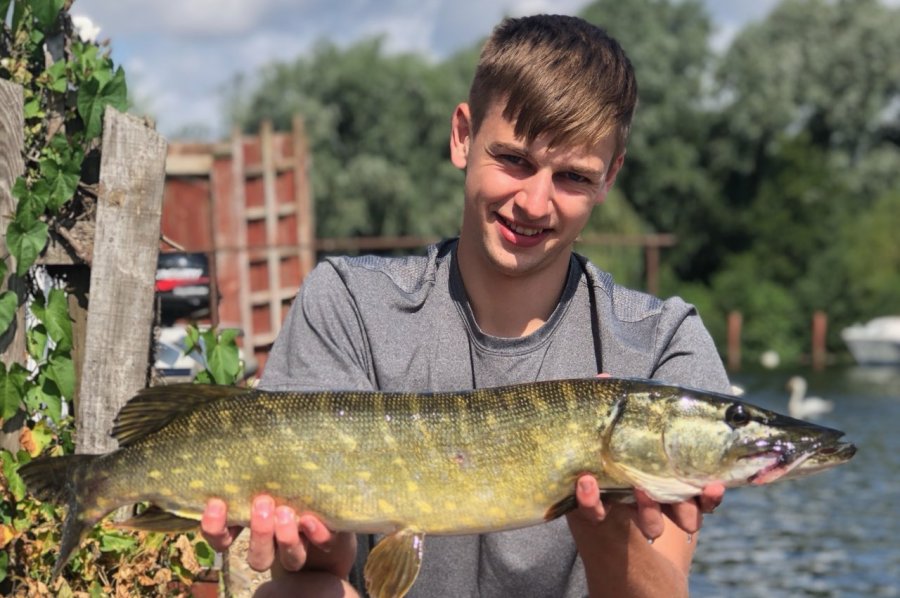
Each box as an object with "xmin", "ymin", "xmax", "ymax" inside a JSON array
[{"xmin": 786, "ymin": 376, "xmax": 834, "ymax": 419}]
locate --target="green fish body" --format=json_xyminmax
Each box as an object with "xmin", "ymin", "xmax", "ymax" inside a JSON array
[{"xmin": 19, "ymin": 378, "xmax": 855, "ymax": 597}]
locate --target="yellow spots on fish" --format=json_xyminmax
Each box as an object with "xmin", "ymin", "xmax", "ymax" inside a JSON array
[
  {"xmin": 567, "ymin": 422, "xmax": 580, "ymax": 433},
  {"xmin": 301, "ymin": 461, "xmax": 319, "ymax": 471},
  {"xmin": 179, "ymin": 453, "xmax": 194, "ymax": 461},
  {"xmin": 318, "ymin": 483, "xmax": 336, "ymax": 494},
  {"xmin": 253, "ymin": 455, "xmax": 269, "ymax": 466},
  {"xmin": 377, "ymin": 499, "xmax": 395, "ymax": 514},
  {"xmin": 240, "ymin": 473, "xmax": 252, "ymax": 481},
  {"xmin": 337, "ymin": 433, "xmax": 358, "ymax": 451},
  {"xmin": 215, "ymin": 458, "xmax": 230, "ymax": 470},
  {"xmin": 532, "ymin": 492, "xmax": 547, "ymax": 504},
  {"xmin": 123, "ymin": 491, "xmax": 140, "ymax": 500},
  {"xmin": 148, "ymin": 470, "xmax": 163, "ymax": 480},
  {"xmin": 406, "ymin": 481, "xmax": 419, "ymax": 493},
  {"xmin": 357, "ymin": 471, "xmax": 372, "ymax": 481},
  {"xmin": 485, "ymin": 413, "xmax": 499, "ymax": 428},
  {"xmin": 443, "ymin": 500, "xmax": 458, "ymax": 511},
  {"xmin": 392, "ymin": 457, "xmax": 406, "ymax": 467},
  {"xmin": 265, "ymin": 481, "xmax": 282, "ymax": 491},
  {"xmin": 189, "ymin": 479, "xmax": 205, "ymax": 489},
  {"xmin": 289, "ymin": 472, "xmax": 303, "ymax": 481},
  {"xmin": 96, "ymin": 496, "xmax": 112, "ymax": 509},
  {"xmin": 160, "ymin": 488, "xmax": 174, "ymax": 497},
  {"xmin": 383, "ymin": 433, "xmax": 398, "ymax": 447},
  {"xmin": 416, "ymin": 501, "xmax": 434, "ymax": 514},
  {"xmin": 487, "ymin": 506, "xmax": 506, "ymax": 519},
  {"xmin": 223, "ymin": 483, "xmax": 240, "ymax": 495},
  {"xmin": 171, "ymin": 467, "xmax": 186, "ymax": 475}
]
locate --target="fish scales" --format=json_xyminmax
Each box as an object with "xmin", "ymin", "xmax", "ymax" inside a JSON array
[
  {"xmin": 18, "ymin": 377, "xmax": 855, "ymax": 597},
  {"xmin": 97, "ymin": 379, "xmax": 619, "ymax": 535}
]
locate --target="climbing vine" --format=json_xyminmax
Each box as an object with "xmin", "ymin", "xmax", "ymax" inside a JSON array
[{"xmin": 1, "ymin": 2, "xmax": 220, "ymax": 595}]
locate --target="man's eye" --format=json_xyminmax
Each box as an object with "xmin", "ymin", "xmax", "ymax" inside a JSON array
[
  {"xmin": 500, "ymin": 154, "xmax": 526, "ymax": 166},
  {"xmin": 562, "ymin": 172, "xmax": 591, "ymax": 185}
]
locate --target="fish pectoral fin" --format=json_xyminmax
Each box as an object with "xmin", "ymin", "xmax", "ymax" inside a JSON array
[
  {"xmin": 364, "ymin": 529, "xmax": 425, "ymax": 598},
  {"xmin": 118, "ymin": 505, "xmax": 201, "ymax": 533},
  {"xmin": 544, "ymin": 494, "xmax": 578, "ymax": 521}
]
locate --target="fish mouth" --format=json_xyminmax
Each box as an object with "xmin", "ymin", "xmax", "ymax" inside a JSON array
[{"xmin": 747, "ymin": 434, "xmax": 856, "ymax": 486}]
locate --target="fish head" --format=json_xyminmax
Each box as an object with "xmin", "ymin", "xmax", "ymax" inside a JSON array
[
  {"xmin": 660, "ymin": 389, "xmax": 856, "ymax": 488},
  {"xmin": 604, "ymin": 381, "xmax": 855, "ymax": 501}
]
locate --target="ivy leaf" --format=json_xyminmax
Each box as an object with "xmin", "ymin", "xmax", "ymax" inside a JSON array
[
  {"xmin": 0, "ymin": 363, "xmax": 27, "ymax": 421},
  {"xmin": 46, "ymin": 59, "xmax": 68, "ymax": 93},
  {"xmin": 26, "ymin": 323, "xmax": 48, "ymax": 361},
  {"xmin": 0, "ymin": 291, "xmax": 18, "ymax": 337},
  {"xmin": 44, "ymin": 350, "xmax": 74, "ymax": 403},
  {"xmin": 44, "ymin": 288, "xmax": 73, "ymax": 351},
  {"xmin": 0, "ymin": 450, "xmax": 26, "ymax": 502},
  {"xmin": 39, "ymin": 158, "xmax": 80, "ymax": 213},
  {"xmin": 6, "ymin": 210, "xmax": 49, "ymax": 276},
  {"xmin": 32, "ymin": 0, "xmax": 65, "ymax": 34},
  {"xmin": 99, "ymin": 531, "xmax": 137, "ymax": 553},
  {"xmin": 77, "ymin": 66, "xmax": 128, "ymax": 139}
]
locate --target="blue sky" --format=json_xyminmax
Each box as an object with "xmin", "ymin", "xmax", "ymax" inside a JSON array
[{"xmin": 70, "ymin": 0, "xmax": 781, "ymax": 139}]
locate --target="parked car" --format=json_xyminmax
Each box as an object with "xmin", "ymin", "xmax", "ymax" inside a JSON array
[{"xmin": 156, "ymin": 252, "xmax": 211, "ymax": 324}]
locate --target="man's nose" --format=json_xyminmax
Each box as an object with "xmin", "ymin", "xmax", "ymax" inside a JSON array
[{"xmin": 513, "ymin": 171, "xmax": 554, "ymax": 219}]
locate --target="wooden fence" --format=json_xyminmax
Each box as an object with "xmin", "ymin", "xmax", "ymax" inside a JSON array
[{"xmin": 0, "ymin": 79, "xmax": 166, "ymax": 456}]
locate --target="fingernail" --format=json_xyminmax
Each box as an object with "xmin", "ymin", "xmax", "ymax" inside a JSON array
[
  {"xmin": 207, "ymin": 500, "xmax": 225, "ymax": 517},
  {"xmin": 253, "ymin": 496, "xmax": 274, "ymax": 518},
  {"xmin": 276, "ymin": 507, "xmax": 293, "ymax": 525},
  {"xmin": 300, "ymin": 519, "xmax": 316, "ymax": 536}
]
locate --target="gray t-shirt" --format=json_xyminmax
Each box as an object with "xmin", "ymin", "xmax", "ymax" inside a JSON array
[{"xmin": 261, "ymin": 239, "xmax": 731, "ymax": 597}]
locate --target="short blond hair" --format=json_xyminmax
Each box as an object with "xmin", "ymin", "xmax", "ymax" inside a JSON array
[{"xmin": 468, "ymin": 14, "xmax": 637, "ymax": 157}]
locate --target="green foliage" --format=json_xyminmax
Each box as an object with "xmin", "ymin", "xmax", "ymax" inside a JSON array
[
  {"xmin": 2, "ymin": 2, "xmax": 217, "ymax": 595},
  {"xmin": 185, "ymin": 324, "xmax": 244, "ymax": 385}
]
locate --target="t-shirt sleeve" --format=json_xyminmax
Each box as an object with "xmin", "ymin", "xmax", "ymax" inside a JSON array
[
  {"xmin": 650, "ymin": 297, "xmax": 732, "ymax": 394},
  {"xmin": 259, "ymin": 261, "xmax": 376, "ymax": 392}
]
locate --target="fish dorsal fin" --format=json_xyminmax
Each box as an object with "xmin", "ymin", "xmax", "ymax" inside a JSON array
[
  {"xmin": 112, "ymin": 383, "xmax": 250, "ymax": 447},
  {"xmin": 118, "ymin": 505, "xmax": 200, "ymax": 532},
  {"xmin": 364, "ymin": 529, "xmax": 425, "ymax": 598}
]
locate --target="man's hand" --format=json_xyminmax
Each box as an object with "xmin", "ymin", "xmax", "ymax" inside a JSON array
[
  {"xmin": 200, "ymin": 496, "xmax": 357, "ymax": 578},
  {"xmin": 567, "ymin": 474, "xmax": 725, "ymax": 540}
]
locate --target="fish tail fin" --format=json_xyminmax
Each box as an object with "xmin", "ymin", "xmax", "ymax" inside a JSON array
[{"xmin": 19, "ymin": 454, "xmax": 112, "ymax": 581}]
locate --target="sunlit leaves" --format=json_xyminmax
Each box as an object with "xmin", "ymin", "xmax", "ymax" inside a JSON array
[
  {"xmin": 0, "ymin": 362, "xmax": 28, "ymax": 421},
  {"xmin": 77, "ymin": 65, "xmax": 127, "ymax": 139},
  {"xmin": 186, "ymin": 325, "xmax": 243, "ymax": 385}
]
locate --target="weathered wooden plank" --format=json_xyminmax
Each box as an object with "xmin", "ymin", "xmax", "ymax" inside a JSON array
[
  {"xmin": 76, "ymin": 108, "xmax": 167, "ymax": 455},
  {"xmin": 292, "ymin": 116, "xmax": 315, "ymax": 283},
  {"xmin": 0, "ymin": 80, "xmax": 27, "ymax": 452}
]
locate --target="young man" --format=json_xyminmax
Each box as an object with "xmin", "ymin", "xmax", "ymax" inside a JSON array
[{"xmin": 202, "ymin": 14, "xmax": 729, "ymax": 597}]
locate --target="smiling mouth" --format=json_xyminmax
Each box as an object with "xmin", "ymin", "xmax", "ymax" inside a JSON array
[{"xmin": 497, "ymin": 214, "xmax": 546, "ymax": 237}]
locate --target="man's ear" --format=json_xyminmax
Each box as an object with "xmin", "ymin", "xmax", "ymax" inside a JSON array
[{"xmin": 449, "ymin": 102, "xmax": 472, "ymax": 169}]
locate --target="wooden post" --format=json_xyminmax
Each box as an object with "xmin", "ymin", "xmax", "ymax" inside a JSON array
[
  {"xmin": 260, "ymin": 120, "xmax": 282, "ymax": 337},
  {"xmin": 76, "ymin": 108, "xmax": 167, "ymax": 455},
  {"xmin": 812, "ymin": 310, "xmax": 827, "ymax": 371},
  {"xmin": 0, "ymin": 80, "xmax": 27, "ymax": 453},
  {"xmin": 727, "ymin": 311, "xmax": 742, "ymax": 372},
  {"xmin": 292, "ymin": 115, "xmax": 315, "ymax": 282}
]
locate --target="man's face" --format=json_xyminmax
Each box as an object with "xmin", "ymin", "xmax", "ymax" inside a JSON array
[{"xmin": 451, "ymin": 101, "xmax": 624, "ymax": 279}]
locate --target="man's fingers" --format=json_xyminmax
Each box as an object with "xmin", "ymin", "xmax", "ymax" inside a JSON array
[
  {"xmin": 201, "ymin": 498, "xmax": 238, "ymax": 552},
  {"xmin": 274, "ymin": 506, "xmax": 309, "ymax": 572},
  {"xmin": 633, "ymin": 489, "xmax": 665, "ymax": 540},
  {"xmin": 664, "ymin": 499, "xmax": 702, "ymax": 535},
  {"xmin": 247, "ymin": 495, "xmax": 277, "ymax": 572},
  {"xmin": 573, "ymin": 475, "xmax": 607, "ymax": 523},
  {"xmin": 699, "ymin": 483, "xmax": 725, "ymax": 514}
]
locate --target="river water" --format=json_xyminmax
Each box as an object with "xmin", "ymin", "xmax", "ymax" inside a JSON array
[{"xmin": 690, "ymin": 367, "xmax": 900, "ymax": 597}]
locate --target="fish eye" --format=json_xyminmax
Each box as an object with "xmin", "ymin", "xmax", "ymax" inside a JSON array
[{"xmin": 725, "ymin": 403, "xmax": 751, "ymax": 428}]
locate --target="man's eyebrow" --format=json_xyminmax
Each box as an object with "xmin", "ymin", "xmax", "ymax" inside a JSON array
[{"xmin": 487, "ymin": 141, "xmax": 527, "ymax": 155}]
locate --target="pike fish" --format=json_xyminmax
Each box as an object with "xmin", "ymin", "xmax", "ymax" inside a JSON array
[{"xmin": 20, "ymin": 378, "xmax": 855, "ymax": 597}]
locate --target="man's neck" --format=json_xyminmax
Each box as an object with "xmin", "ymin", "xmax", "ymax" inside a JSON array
[{"xmin": 456, "ymin": 245, "xmax": 572, "ymax": 338}]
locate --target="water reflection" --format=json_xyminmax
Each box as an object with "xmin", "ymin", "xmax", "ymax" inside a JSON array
[{"xmin": 690, "ymin": 368, "xmax": 900, "ymax": 597}]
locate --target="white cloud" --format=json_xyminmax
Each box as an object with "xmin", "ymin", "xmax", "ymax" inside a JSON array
[{"xmin": 68, "ymin": 0, "xmax": 784, "ymax": 138}]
